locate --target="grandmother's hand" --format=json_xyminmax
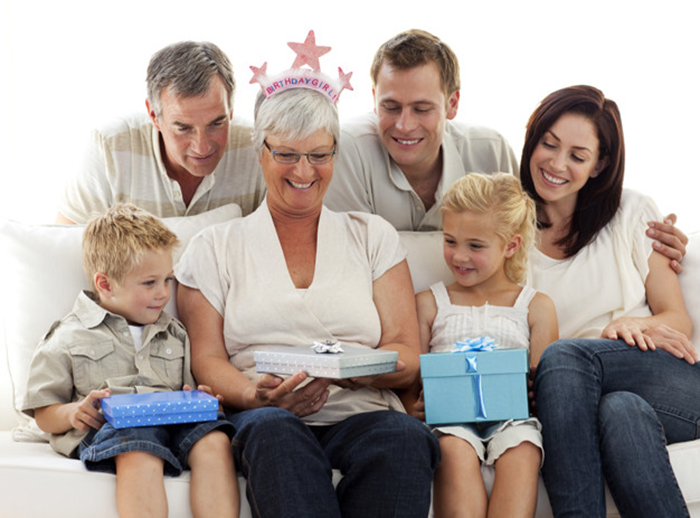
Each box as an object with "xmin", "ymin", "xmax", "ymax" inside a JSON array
[
  {"xmin": 255, "ymin": 372, "xmax": 331, "ymax": 417},
  {"xmin": 331, "ymin": 360, "xmax": 406, "ymax": 391}
]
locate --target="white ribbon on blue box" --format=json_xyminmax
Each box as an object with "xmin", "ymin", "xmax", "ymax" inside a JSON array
[
  {"xmin": 101, "ymin": 390, "xmax": 219, "ymax": 429},
  {"xmin": 420, "ymin": 346, "xmax": 529, "ymax": 425},
  {"xmin": 254, "ymin": 345, "xmax": 398, "ymax": 379}
]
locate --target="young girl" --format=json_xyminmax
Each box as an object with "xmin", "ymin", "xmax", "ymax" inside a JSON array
[{"xmin": 415, "ymin": 173, "xmax": 558, "ymax": 518}]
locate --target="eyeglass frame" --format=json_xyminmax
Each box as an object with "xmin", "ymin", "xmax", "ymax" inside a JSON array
[{"xmin": 263, "ymin": 140, "xmax": 336, "ymax": 165}]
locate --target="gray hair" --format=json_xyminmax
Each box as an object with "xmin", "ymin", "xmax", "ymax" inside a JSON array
[
  {"xmin": 252, "ymin": 88, "xmax": 340, "ymax": 154},
  {"xmin": 146, "ymin": 41, "xmax": 235, "ymax": 116}
]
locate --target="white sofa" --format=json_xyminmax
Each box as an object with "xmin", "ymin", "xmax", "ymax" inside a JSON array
[{"xmin": 1, "ymin": 211, "xmax": 700, "ymax": 518}]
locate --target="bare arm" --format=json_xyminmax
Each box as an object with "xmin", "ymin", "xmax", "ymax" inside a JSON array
[
  {"xmin": 34, "ymin": 389, "xmax": 111, "ymax": 434},
  {"xmin": 177, "ymin": 285, "xmax": 331, "ymax": 416},
  {"xmin": 527, "ymin": 292, "xmax": 559, "ymax": 369},
  {"xmin": 601, "ymin": 250, "xmax": 696, "ymax": 364},
  {"xmin": 370, "ymin": 260, "xmax": 423, "ymax": 390},
  {"xmin": 403, "ymin": 289, "xmax": 439, "ymax": 420},
  {"xmin": 647, "ymin": 214, "xmax": 689, "ymax": 273}
]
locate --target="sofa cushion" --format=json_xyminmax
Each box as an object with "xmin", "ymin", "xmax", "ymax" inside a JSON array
[{"xmin": 0, "ymin": 204, "xmax": 242, "ymax": 440}]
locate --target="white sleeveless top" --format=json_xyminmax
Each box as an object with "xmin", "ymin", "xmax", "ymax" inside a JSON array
[{"xmin": 428, "ymin": 282, "xmax": 535, "ymax": 353}]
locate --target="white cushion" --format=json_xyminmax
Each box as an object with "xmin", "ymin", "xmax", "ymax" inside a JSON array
[
  {"xmin": 0, "ymin": 204, "xmax": 242, "ymax": 439},
  {"xmin": 400, "ymin": 231, "xmax": 453, "ymax": 294}
]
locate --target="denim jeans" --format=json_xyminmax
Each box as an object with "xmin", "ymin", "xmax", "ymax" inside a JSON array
[
  {"xmin": 535, "ymin": 338, "xmax": 700, "ymax": 517},
  {"xmin": 227, "ymin": 407, "xmax": 439, "ymax": 518}
]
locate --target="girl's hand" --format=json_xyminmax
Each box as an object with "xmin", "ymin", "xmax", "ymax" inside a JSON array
[
  {"xmin": 528, "ymin": 366, "xmax": 537, "ymax": 417},
  {"xmin": 410, "ymin": 389, "xmax": 426, "ymax": 422},
  {"xmin": 253, "ymin": 372, "xmax": 331, "ymax": 418},
  {"xmin": 601, "ymin": 318, "xmax": 655, "ymax": 351},
  {"xmin": 69, "ymin": 389, "xmax": 110, "ymax": 432}
]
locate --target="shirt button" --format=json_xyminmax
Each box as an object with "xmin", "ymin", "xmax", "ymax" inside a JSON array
[
  {"xmin": 166, "ymin": 348, "xmax": 172, "ymax": 355},
  {"xmin": 138, "ymin": 355, "xmax": 144, "ymax": 361}
]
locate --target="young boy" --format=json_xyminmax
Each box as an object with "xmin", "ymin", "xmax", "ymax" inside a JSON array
[{"xmin": 22, "ymin": 204, "xmax": 239, "ymax": 518}]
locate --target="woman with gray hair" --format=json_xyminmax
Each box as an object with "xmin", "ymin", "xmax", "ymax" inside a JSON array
[{"xmin": 175, "ymin": 76, "xmax": 439, "ymax": 516}]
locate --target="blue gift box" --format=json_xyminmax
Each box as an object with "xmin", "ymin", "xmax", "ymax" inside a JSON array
[
  {"xmin": 101, "ymin": 390, "xmax": 219, "ymax": 429},
  {"xmin": 420, "ymin": 348, "xmax": 529, "ymax": 425},
  {"xmin": 254, "ymin": 346, "xmax": 398, "ymax": 379}
]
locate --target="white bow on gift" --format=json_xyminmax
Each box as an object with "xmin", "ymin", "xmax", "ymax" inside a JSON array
[{"xmin": 311, "ymin": 340, "xmax": 344, "ymax": 354}]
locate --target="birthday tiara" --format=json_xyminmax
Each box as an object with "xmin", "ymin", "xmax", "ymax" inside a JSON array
[{"xmin": 250, "ymin": 30, "xmax": 353, "ymax": 104}]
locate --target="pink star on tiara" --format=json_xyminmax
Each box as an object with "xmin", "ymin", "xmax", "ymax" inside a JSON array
[
  {"xmin": 288, "ymin": 30, "xmax": 330, "ymax": 72},
  {"xmin": 249, "ymin": 62, "xmax": 268, "ymax": 84},
  {"xmin": 338, "ymin": 67, "xmax": 354, "ymax": 92}
]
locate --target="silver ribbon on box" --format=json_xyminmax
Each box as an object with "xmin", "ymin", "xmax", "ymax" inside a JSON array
[{"xmin": 311, "ymin": 340, "xmax": 344, "ymax": 354}]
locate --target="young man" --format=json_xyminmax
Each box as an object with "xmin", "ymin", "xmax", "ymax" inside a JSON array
[
  {"xmin": 325, "ymin": 29, "xmax": 517, "ymax": 231},
  {"xmin": 324, "ymin": 29, "xmax": 688, "ymax": 270},
  {"xmin": 24, "ymin": 204, "xmax": 239, "ymax": 518},
  {"xmin": 57, "ymin": 41, "xmax": 265, "ymax": 224}
]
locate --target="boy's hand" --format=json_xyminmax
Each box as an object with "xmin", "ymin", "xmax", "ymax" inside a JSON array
[
  {"xmin": 70, "ymin": 389, "xmax": 110, "ymax": 432},
  {"xmin": 184, "ymin": 384, "xmax": 225, "ymax": 410}
]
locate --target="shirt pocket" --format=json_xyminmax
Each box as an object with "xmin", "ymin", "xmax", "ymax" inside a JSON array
[
  {"xmin": 68, "ymin": 340, "xmax": 117, "ymax": 394},
  {"xmin": 149, "ymin": 335, "xmax": 186, "ymax": 388}
]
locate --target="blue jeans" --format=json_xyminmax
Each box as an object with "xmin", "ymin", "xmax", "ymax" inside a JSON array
[
  {"xmin": 79, "ymin": 413, "xmax": 235, "ymax": 476},
  {"xmin": 535, "ymin": 338, "xmax": 700, "ymax": 517},
  {"xmin": 227, "ymin": 407, "xmax": 439, "ymax": 518}
]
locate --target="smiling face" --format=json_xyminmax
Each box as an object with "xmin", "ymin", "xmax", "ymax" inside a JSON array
[
  {"xmin": 373, "ymin": 61, "xmax": 459, "ymax": 179},
  {"xmin": 147, "ymin": 75, "xmax": 232, "ymax": 181},
  {"xmin": 529, "ymin": 112, "xmax": 605, "ymax": 216},
  {"xmin": 442, "ymin": 210, "xmax": 517, "ymax": 291},
  {"xmin": 97, "ymin": 248, "xmax": 174, "ymax": 326},
  {"xmin": 260, "ymin": 129, "xmax": 335, "ymax": 218}
]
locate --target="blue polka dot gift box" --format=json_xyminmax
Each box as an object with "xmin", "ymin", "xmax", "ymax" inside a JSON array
[
  {"xmin": 420, "ymin": 346, "xmax": 530, "ymax": 426},
  {"xmin": 101, "ymin": 390, "xmax": 219, "ymax": 429}
]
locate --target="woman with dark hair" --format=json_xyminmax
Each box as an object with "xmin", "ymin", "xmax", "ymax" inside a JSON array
[{"xmin": 524, "ymin": 85, "xmax": 700, "ymax": 517}]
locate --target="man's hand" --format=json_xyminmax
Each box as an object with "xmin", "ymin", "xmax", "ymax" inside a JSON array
[{"xmin": 647, "ymin": 214, "xmax": 688, "ymax": 274}]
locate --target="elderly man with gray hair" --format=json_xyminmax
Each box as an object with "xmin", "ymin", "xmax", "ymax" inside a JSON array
[{"xmin": 57, "ymin": 41, "xmax": 265, "ymax": 224}]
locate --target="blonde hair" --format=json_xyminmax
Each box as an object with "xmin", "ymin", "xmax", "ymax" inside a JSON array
[
  {"xmin": 82, "ymin": 204, "xmax": 179, "ymax": 294},
  {"xmin": 440, "ymin": 173, "xmax": 537, "ymax": 284}
]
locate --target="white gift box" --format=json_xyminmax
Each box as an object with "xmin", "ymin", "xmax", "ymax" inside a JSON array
[{"xmin": 254, "ymin": 346, "xmax": 398, "ymax": 379}]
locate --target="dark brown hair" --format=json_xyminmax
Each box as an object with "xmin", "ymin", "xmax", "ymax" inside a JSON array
[{"xmin": 520, "ymin": 85, "xmax": 625, "ymax": 257}]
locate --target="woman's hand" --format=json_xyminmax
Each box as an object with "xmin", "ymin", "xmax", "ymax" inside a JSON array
[
  {"xmin": 252, "ymin": 372, "xmax": 332, "ymax": 418},
  {"xmin": 602, "ymin": 318, "xmax": 655, "ymax": 351},
  {"xmin": 331, "ymin": 360, "xmax": 406, "ymax": 391},
  {"xmin": 645, "ymin": 324, "xmax": 698, "ymax": 365},
  {"xmin": 602, "ymin": 318, "xmax": 697, "ymax": 365}
]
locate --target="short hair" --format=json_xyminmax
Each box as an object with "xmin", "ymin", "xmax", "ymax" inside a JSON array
[
  {"xmin": 146, "ymin": 41, "xmax": 235, "ymax": 116},
  {"xmin": 441, "ymin": 173, "xmax": 537, "ymax": 284},
  {"xmin": 82, "ymin": 204, "xmax": 179, "ymax": 295},
  {"xmin": 370, "ymin": 29, "xmax": 461, "ymax": 100},
  {"xmin": 252, "ymin": 88, "xmax": 340, "ymax": 153},
  {"xmin": 520, "ymin": 85, "xmax": 624, "ymax": 257}
]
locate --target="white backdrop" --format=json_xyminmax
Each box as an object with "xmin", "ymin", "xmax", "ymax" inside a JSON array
[{"xmin": 2, "ymin": 0, "xmax": 698, "ymax": 228}]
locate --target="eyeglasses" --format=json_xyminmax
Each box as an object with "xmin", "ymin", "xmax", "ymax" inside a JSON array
[{"xmin": 263, "ymin": 141, "xmax": 336, "ymax": 165}]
